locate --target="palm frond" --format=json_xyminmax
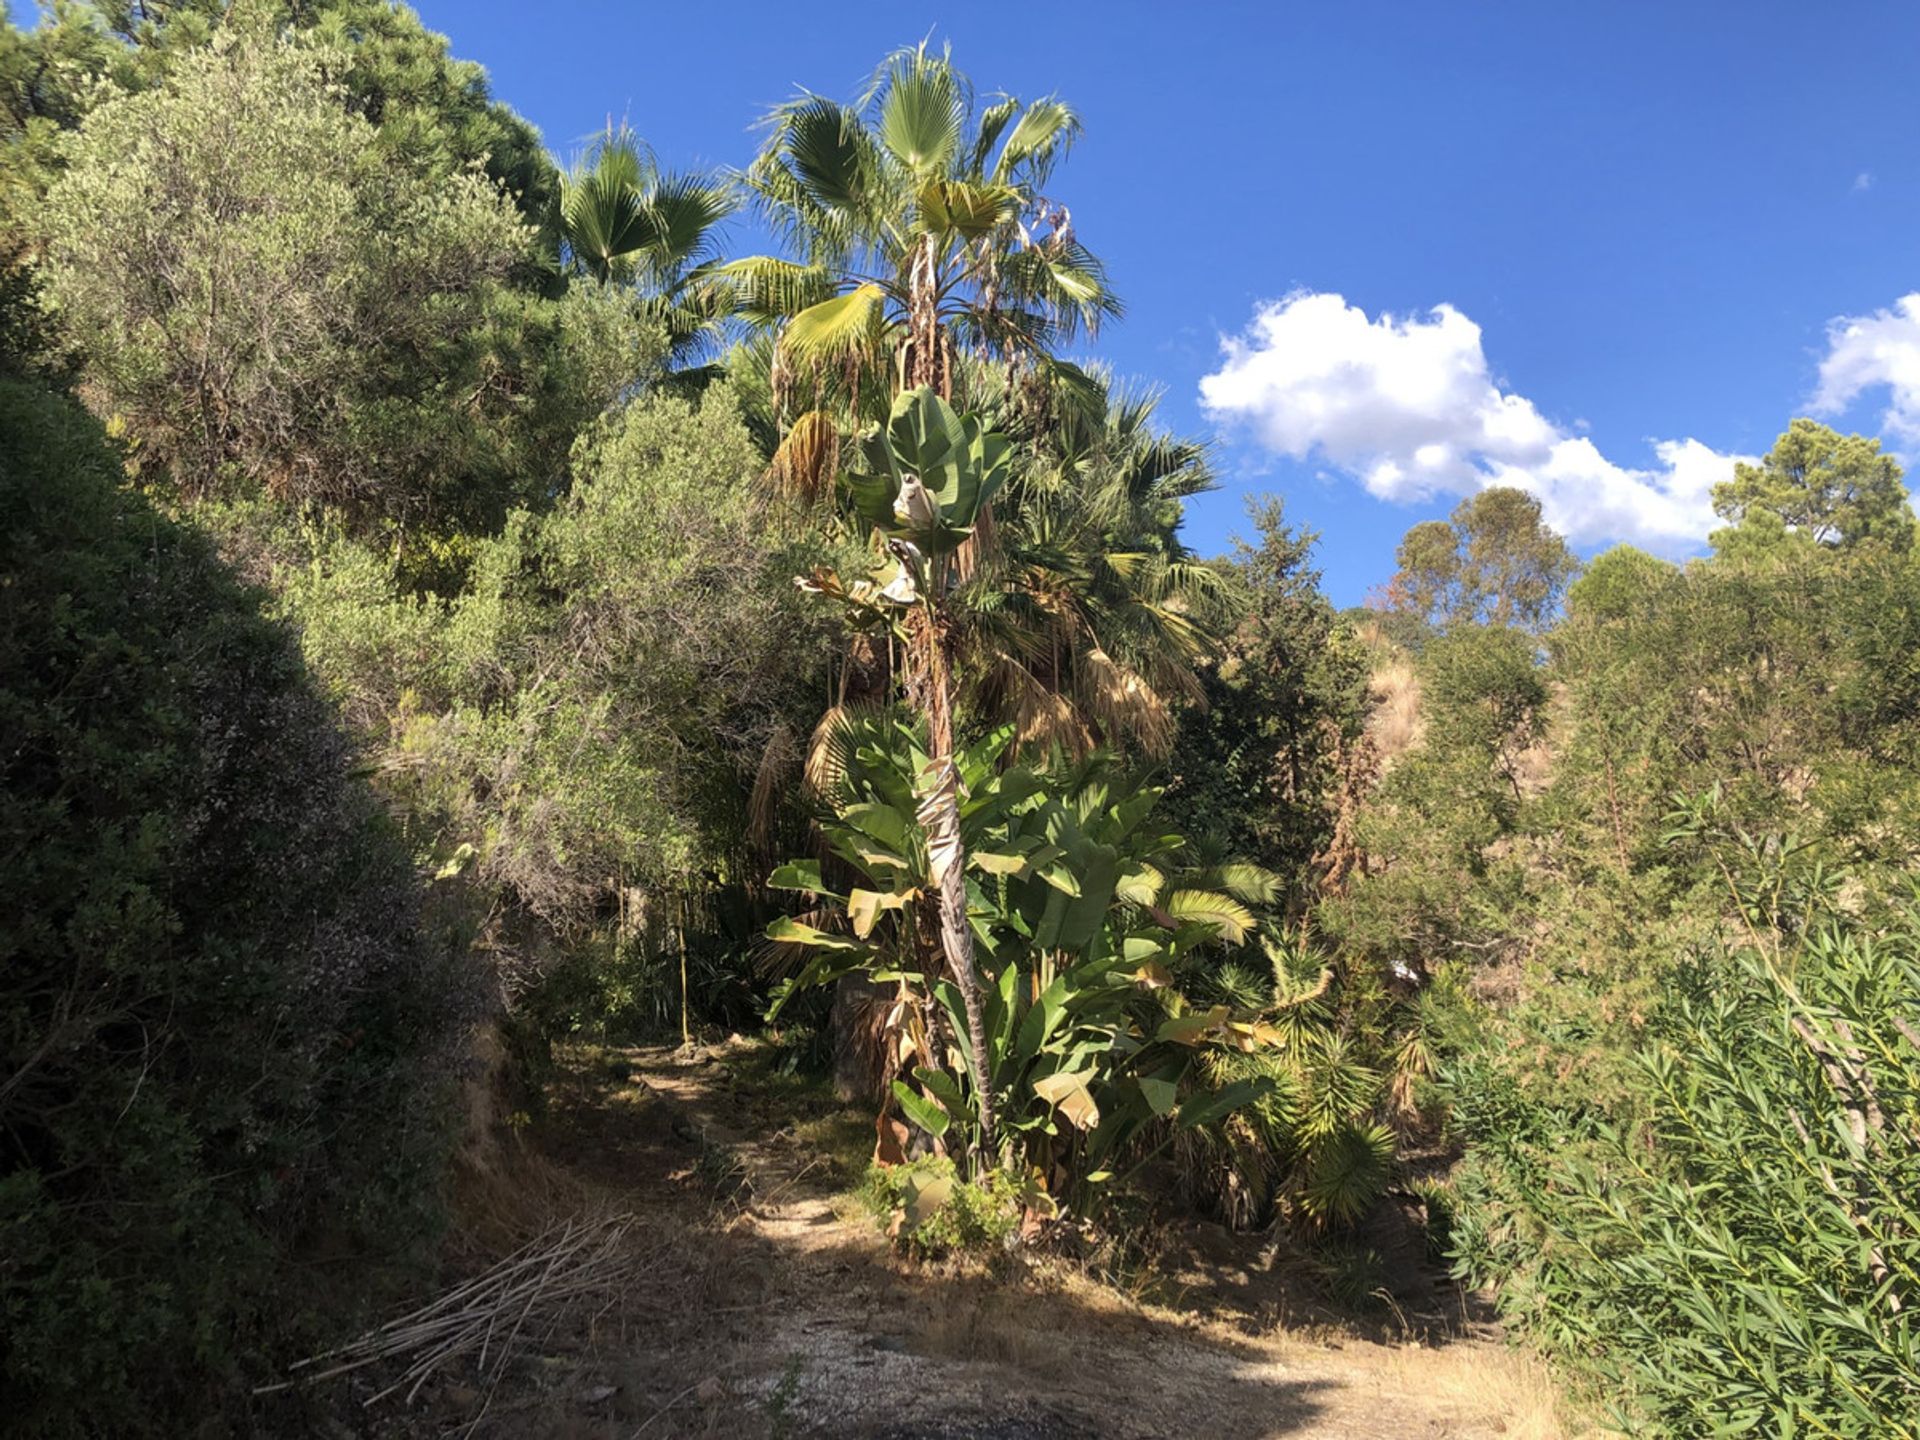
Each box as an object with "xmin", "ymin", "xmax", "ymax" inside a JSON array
[
  {"xmin": 918, "ymin": 179, "xmax": 1021, "ymax": 239},
  {"xmin": 711, "ymin": 256, "xmax": 839, "ymax": 325},
  {"xmin": 1299, "ymin": 1123, "xmax": 1395, "ymax": 1226},
  {"xmin": 991, "ymin": 97, "xmax": 1081, "ymax": 185},
  {"xmin": 987, "ymin": 655, "xmax": 1087, "ymax": 756},
  {"xmin": 778, "ymin": 284, "xmax": 888, "ymax": 367},
  {"xmin": 1161, "ymin": 889, "xmax": 1257, "ymax": 945},
  {"xmin": 966, "ymin": 95, "xmax": 1023, "ymax": 180},
  {"xmin": 874, "ymin": 43, "xmax": 966, "ymax": 177},
  {"xmin": 1080, "ymin": 646, "xmax": 1175, "ymax": 756},
  {"xmin": 768, "ymin": 409, "xmax": 841, "ymax": 505},
  {"xmin": 1197, "ymin": 862, "xmax": 1286, "ymax": 906},
  {"xmin": 634, "ymin": 172, "xmax": 738, "ymax": 280},
  {"xmin": 766, "ymin": 95, "xmax": 882, "ymax": 223}
]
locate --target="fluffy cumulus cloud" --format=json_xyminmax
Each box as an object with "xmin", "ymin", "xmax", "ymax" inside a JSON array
[
  {"xmin": 1813, "ymin": 292, "xmax": 1920, "ymax": 445},
  {"xmin": 1198, "ymin": 292, "xmax": 1748, "ymax": 549}
]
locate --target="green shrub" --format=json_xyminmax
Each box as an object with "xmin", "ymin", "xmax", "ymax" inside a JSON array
[
  {"xmin": 1450, "ymin": 847, "xmax": 1920, "ymax": 1435},
  {"xmin": 35, "ymin": 34, "xmax": 644, "ymax": 553},
  {"xmin": 0, "ymin": 378, "xmax": 476, "ymax": 1435},
  {"xmin": 863, "ymin": 1158, "xmax": 1021, "ymax": 1259}
]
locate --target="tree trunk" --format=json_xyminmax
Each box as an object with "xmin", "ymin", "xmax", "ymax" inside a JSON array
[
  {"xmin": 898, "ymin": 274, "xmax": 995, "ymax": 1159},
  {"xmin": 907, "ymin": 605, "xmax": 995, "ymax": 1156}
]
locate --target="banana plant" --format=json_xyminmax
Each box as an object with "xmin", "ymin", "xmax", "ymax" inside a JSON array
[{"xmin": 766, "ymin": 715, "xmax": 1285, "ymax": 1198}]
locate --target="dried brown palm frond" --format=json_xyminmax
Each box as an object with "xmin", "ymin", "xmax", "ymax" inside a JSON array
[
  {"xmin": 988, "ymin": 655, "xmax": 1088, "ymax": 756},
  {"xmin": 830, "ymin": 975, "xmax": 895, "ymax": 1105},
  {"xmin": 1315, "ymin": 724, "xmax": 1380, "ymax": 897},
  {"xmin": 767, "ymin": 408, "xmax": 840, "ymax": 504},
  {"xmin": 837, "ymin": 628, "xmax": 892, "ymax": 706},
  {"xmin": 747, "ymin": 722, "xmax": 798, "ymax": 854},
  {"xmin": 802, "ymin": 702, "xmax": 879, "ymax": 802},
  {"xmin": 1081, "ymin": 645, "xmax": 1174, "ymax": 757}
]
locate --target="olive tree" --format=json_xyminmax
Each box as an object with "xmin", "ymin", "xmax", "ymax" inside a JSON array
[{"xmin": 38, "ymin": 35, "xmax": 639, "ymax": 549}]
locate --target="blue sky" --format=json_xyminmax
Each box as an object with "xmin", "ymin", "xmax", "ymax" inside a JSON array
[{"xmin": 414, "ymin": 0, "xmax": 1920, "ymax": 605}]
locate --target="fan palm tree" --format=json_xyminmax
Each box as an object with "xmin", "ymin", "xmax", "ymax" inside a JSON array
[
  {"xmin": 718, "ymin": 41, "xmax": 1120, "ymax": 486},
  {"xmin": 555, "ymin": 125, "xmax": 737, "ymax": 369},
  {"xmin": 957, "ymin": 368, "xmax": 1232, "ymax": 757},
  {"xmin": 734, "ymin": 50, "xmax": 1133, "ymax": 1154}
]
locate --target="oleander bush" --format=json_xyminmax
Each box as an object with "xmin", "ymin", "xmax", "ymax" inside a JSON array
[{"xmin": 1449, "ymin": 851, "xmax": 1920, "ymax": 1434}]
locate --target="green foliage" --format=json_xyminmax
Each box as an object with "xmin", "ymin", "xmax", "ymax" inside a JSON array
[
  {"xmin": 1321, "ymin": 622, "xmax": 1548, "ymax": 979},
  {"xmin": 1336, "ymin": 492, "xmax": 1920, "ymax": 1432},
  {"xmin": 1388, "ymin": 487, "xmax": 1580, "ymax": 630},
  {"xmin": 1712, "ymin": 417, "xmax": 1916, "ymax": 554},
  {"xmin": 4, "ymin": 0, "xmax": 555, "ymax": 217},
  {"xmin": 555, "ymin": 123, "xmax": 737, "ymax": 369},
  {"xmin": 1424, "ymin": 624, "xmax": 1547, "ymax": 767},
  {"xmin": 1563, "ymin": 542, "xmax": 1676, "ymax": 621},
  {"xmin": 769, "ymin": 717, "xmax": 1293, "ymax": 1201},
  {"xmin": 0, "ymin": 377, "xmax": 473, "ymax": 1435},
  {"xmin": 727, "ymin": 40, "xmax": 1117, "ymax": 413},
  {"xmin": 790, "ymin": 387, "xmax": 1009, "ymax": 634},
  {"xmin": 244, "ymin": 383, "xmax": 841, "ymax": 1025},
  {"xmin": 953, "ymin": 369, "xmax": 1233, "ymax": 758},
  {"xmin": 1164, "ymin": 497, "xmax": 1370, "ymax": 895},
  {"xmin": 863, "ymin": 1157, "xmax": 1023, "ymax": 1259},
  {"xmin": 294, "ymin": 0, "xmax": 558, "ymax": 221},
  {"xmin": 1179, "ymin": 930, "xmax": 1425, "ymax": 1231},
  {"xmin": 1452, "ymin": 825, "xmax": 1920, "ymax": 1435},
  {"xmin": 36, "ymin": 34, "xmax": 645, "ymax": 550}
]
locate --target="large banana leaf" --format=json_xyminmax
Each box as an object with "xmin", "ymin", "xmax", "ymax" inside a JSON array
[{"xmin": 849, "ymin": 388, "xmax": 1011, "ymax": 553}]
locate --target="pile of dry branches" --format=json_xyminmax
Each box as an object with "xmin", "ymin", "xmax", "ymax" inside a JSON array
[{"xmin": 262, "ymin": 1211, "xmax": 642, "ymax": 1408}]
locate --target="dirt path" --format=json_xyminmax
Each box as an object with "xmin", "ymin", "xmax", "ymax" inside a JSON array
[{"xmin": 370, "ymin": 1042, "xmax": 1568, "ymax": 1440}]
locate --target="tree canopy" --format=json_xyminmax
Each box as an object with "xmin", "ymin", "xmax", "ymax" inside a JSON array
[
  {"xmin": 1711, "ymin": 417, "xmax": 1916, "ymax": 554},
  {"xmin": 1387, "ymin": 486, "xmax": 1579, "ymax": 631}
]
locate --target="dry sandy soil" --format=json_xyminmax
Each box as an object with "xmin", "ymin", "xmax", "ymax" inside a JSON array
[{"xmin": 286, "ymin": 1041, "xmax": 1576, "ymax": 1440}]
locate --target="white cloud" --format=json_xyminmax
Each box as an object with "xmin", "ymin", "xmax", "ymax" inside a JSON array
[
  {"xmin": 1854, "ymin": 171, "xmax": 1876, "ymax": 193},
  {"xmin": 1814, "ymin": 292, "xmax": 1920, "ymax": 445},
  {"xmin": 1198, "ymin": 292, "xmax": 1747, "ymax": 549}
]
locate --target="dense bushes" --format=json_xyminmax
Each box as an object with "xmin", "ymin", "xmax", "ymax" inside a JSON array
[
  {"xmin": 37, "ymin": 34, "xmax": 643, "ymax": 556},
  {"xmin": 241, "ymin": 383, "xmax": 843, "ymax": 1023},
  {"xmin": 1324, "ymin": 506, "xmax": 1920, "ymax": 1429},
  {"xmin": 1450, "ymin": 852, "xmax": 1920, "ymax": 1434},
  {"xmin": 0, "ymin": 379, "xmax": 476, "ymax": 1434}
]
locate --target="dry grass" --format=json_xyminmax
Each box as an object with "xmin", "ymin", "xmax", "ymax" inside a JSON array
[
  {"xmin": 1375, "ymin": 1342, "xmax": 1589, "ymax": 1437},
  {"xmin": 377, "ymin": 1041, "xmax": 1591, "ymax": 1440},
  {"xmin": 1367, "ymin": 656, "xmax": 1425, "ymax": 765},
  {"xmin": 908, "ymin": 1257, "xmax": 1589, "ymax": 1439},
  {"xmin": 910, "ymin": 1287, "xmax": 1086, "ymax": 1375}
]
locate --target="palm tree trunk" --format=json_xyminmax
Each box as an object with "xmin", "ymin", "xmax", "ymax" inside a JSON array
[
  {"xmin": 908, "ymin": 605, "xmax": 995, "ymax": 1156},
  {"xmin": 899, "ymin": 271, "xmax": 995, "ymax": 1158}
]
